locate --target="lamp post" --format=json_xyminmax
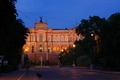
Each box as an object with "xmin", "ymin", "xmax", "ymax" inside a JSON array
[
  {"xmin": 90, "ymin": 33, "xmax": 94, "ymax": 70},
  {"xmin": 72, "ymin": 44, "xmax": 75, "ymax": 66},
  {"xmin": 61, "ymin": 49, "xmax": 64, "ymax": 52},
  {"xmin": 22, "ymin": 45, "xmax": 29, "ymax": 68}
]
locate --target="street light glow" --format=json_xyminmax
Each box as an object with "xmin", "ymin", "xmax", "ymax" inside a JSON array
[
  {"xmin": 91, "ymin": 33, "xmax": 94, "ymax": 37},
  {"xmin": 61, "ymin": 49, "xmax": 64, "ymax": 52},
  {"xmin": 73, "ymin": 44, "xmax": 75, "ymax": 48},
  {"xmin": 23, "ymin": 45, "xmax": 29, "ymax": 53}
]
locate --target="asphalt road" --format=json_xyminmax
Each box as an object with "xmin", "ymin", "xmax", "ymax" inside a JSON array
[
  {"xmin": 0, "ymin": 67, "xmax": 120, "ymax": 80},
  {"xmin": 36, "ymin": 67, "xmax": 120, "ymax": 80},
  {"xmin": 0, "ymin": 68, "xmax": 39, "ymax": 80}
]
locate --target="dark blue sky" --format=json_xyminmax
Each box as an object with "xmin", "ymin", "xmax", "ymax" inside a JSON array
[{"xmin": 16, "ymin": 0, "xmax": 120, "ymax": 29}]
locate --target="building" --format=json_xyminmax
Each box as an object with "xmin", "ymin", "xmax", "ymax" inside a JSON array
[{"xmin": 24, "ymin": 18, "xmax": 81, "ymax": 64}]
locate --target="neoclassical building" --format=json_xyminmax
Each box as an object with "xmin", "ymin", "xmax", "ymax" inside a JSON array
[{"xmin": 24, "ymin": 18, "xmax": 81, "ymax": 64}]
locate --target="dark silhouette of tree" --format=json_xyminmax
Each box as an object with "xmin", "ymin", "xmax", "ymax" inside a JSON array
[
  {"xmin": 0, "ymin": 0, "xmax": 29, "ymax": 65},
  {"xmin": 76, "ymin": 13, "xmax": 120, "ymax": 71}
]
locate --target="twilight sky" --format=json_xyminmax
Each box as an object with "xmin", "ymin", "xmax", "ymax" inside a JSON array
[{"xmin": 15, "ymin": 0, "xmax": 120, "ymax": 29}]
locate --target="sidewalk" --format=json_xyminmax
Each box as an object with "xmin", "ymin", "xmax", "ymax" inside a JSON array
[
  {"xmin": 73, "ymin": 66, "xmax": 120, "ymax": 75},
  {"xmin": 0, "ymin": 67, "xmax": 39, "ymax": 80}
]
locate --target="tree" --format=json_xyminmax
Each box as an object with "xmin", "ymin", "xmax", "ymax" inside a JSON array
[
  {"xmin": 58, "ymin": 49, "xmax": 74, "ymax": 66},
  {"xmin": 76, "ymin": 16, "xmax": 106, "ymax": 67},
  {"xmin": 99, "ymin": 12, "xmax": 120, "ymax": 70},
  {"xmin": 76, "ymin": 13, "xmax": 120, "ymax": 71},
  {"xmin": 0, "ymin": 0, "xmax": 29, "ymax": 65}
]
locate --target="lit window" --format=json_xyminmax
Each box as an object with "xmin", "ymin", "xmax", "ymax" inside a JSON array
[
  {"xmin": 47, "ymin": 36, "xmax": 50, "ymax": 41},
  {"xmin": 53, "ymin": 46, "xmax": 56, "ymax": 52},
  {"xmin": 39, "ymin": 47, "xmax": 42, "ymax": 52},
  {"xmin": 31, "ymin": 36, "xmax": 35, "ymax": 41},
  {"xmin": 65, "ymin": 36, "xmax": 68, "ymax": 41},
  {"xmin": 39, "ymin": 45, "xmax": 42, "ymax": 52},
  {"xmin": 57, "ymin": 46, "xmax": 60, "ymax": 51},
  {"xmin": 70, "ymin": 36, "xmax": 72, "ymax": 42},
  {"xmin": 53, "ymin": 36, "xmax": 56, "ymax": 41},
  {"xmin": 61, "ymin": 36, "xmax": 64, "ymax": 41},
  {"xmin": 57, "ymin": 36, "xmax": 60, "ymax": 41},
  {"xmin": 48, "ymin": 46, "xmax": 50, "ymax": 53},
  {"xmin": 32, "ymin": 46, "xmax": 34, "ymax": 53},
  {"xmin": 39, "ymin": 34, "xmax": 43, "ymax": 42}
]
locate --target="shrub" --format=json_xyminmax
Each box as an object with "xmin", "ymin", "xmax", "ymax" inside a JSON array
[
  {"xmin": 76, "ymin": 55, "xmax": 91, "ymax": 67},
  {"xmin": 2, "ymin": 65, "xmax": 14, "ymax": 73}
]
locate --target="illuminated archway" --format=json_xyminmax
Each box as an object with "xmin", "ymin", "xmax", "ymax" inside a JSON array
[
  {"xmin": 53, "ymin": 46, "xmax": 57, "ymax": 52},
  {"xmin": 57, "ymin": 46, "xmax": 60, "ymax": 52}
]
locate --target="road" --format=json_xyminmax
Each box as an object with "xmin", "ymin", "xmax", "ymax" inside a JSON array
[
  {"xmin": 36, "ymin": 67, "xmax": 120, "ymax": 80},
  {"xmin": 0, "ymin": 67, "xmax": 39, "ymax": 80},
  {"xmin": 0, "ymin": 67, "xmax": 120, "ymax": 80}
]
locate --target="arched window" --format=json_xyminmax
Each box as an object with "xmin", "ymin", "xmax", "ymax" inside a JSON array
[
  {"xmin": 32, "ymin": 46, "xmax": 34, "ymax": 53},
  {"xmin": 57, "ymin": 46, "xmax": 60, "ymax": 52},
  {"xmin": 31, "ymin": 36, "xmax": 35, "ymax": 41},
  {"xmin": 39, "ymin": 34, "xmax": 43, "ymax": 42},
  {"xmin": 65, "ymin": 36, "xmax": 68, "ymax": 41},
  {"xmin": 70, "ymin": 36, "xmax": 72, "ymax": 42},
  {"xmin": 57, "ymin": 36, "xmax": 60, "ymax": 41},
  {"xmin": 61, "ymin": 36, "xmax": 64, "ymax": 41},
  {"xmin": 39, "ymin": 45, "xmax": 42, "ymax": 52},
  {"xmin": 47, "ymin": 36, "xmax": 50, "ymax": 41},
  {"xmin": 53, "ymin": 36, "xmax": 56, "ymax": 42},
  {"xmin": 53, "ymin": 46, "xmax": 57, "ymax": 52},
  {"xmin": 48, "ymin": 46, "xmax": 50, "ymax": 53}
]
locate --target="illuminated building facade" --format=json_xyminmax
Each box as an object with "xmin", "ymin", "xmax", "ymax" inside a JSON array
[{"xmin": 24, "ymin": 18, "xmax": 81, "ymax": 64}]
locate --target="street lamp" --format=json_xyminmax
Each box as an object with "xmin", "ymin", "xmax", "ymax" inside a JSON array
[
  {"xmin": 61, "ymin": 49, "xmax": 64, "ymax": 52},
  {"xmin": 22, "ymin": 45, "xmax": 29, "ymax": 68},
  {"xmin": 90, "ymin": 33, "xmax": 95, "ymax": 70},
  {"xmin": 72, "ymin": 44, "xmax": 75, "ymax": 66}
]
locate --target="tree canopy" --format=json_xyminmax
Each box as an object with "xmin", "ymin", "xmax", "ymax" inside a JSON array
[
  {"xmin": 76, "ymin": 12, "xmax": 120, "ymax": 71},
  {"xmin": 0, "ymin": 0, "xmax": 29, "ymax": 65}
]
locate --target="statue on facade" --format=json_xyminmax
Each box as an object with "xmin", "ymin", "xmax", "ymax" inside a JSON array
[{"xmin": 40, "ymin": 17, "xmax": 43, "ymax": 23}]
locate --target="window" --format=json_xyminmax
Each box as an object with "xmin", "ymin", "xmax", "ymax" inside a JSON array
[
  {"xmin": 39, "ymin": 45, "xmax": 42, "ymax": 52},
  {"xmin": 47, "ymin": 36, "xmax": 50, "ymax": 41},
  {"xmin": 57, "ymin": 46, "xmax": 60, "ymax": 51},
  {"xmin": 39, "ymin": 34, "xmax": 43, "ymax": 42},
  {"xmin": 32, "ymin": 46, "xmax": 34, "ymax": 53},
  {"xmin": 65, "ymin": 36, "xmax": 68, "ymax": 41},
  {"xmin": 61, "ymin": 36, "xmax": 64, "ymax": 41},
  {"xmin": 53, "ymin": 36, "xmax": 56, "ymax": 41},
  {"xmin": 57, "ymin": 36, "xmax": 60, "ymax": 41},
  {"xmin": 31, "ymin": 36, "xmax": 35, "ymax": 41},
  {"xmin": 70, "ymin": 36, "xmax": 72, "ymax": 42},
  {"xmin": 53, "ymin": 46, "xmax": 56, "ymax": 52},
  {"xmin": 48, "ymin": 46, "xmax": 50, "ymax": 53},
  {"xmin": 39, "ymin": 47, "xmax": 42, "ymax": 52}
]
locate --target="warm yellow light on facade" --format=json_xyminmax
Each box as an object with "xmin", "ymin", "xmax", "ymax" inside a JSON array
[
  {"xmin": 25, "ymin": 48, "xmax": 28, "ymax": 52},
  {"xmin": 73, "ymin": 44, "xmax": 75, "ymax": 48},
  {"xmin": 61, "ymin": 49, "xmax": 64, "ymax": 52},
  {"xmin": 23, "ymin": 45, "xmax": 29, "ymax": 53}
]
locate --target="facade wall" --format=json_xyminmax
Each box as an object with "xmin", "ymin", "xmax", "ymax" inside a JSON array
[{"xmin": 24, "ymin": 19, "xmax": 81, "ymax": 64}]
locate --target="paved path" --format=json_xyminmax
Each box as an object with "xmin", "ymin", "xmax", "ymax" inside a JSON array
[
  {"xmin": 0, "ymin": 67, "xmax": 39, "ymax": 80},
  {"xmin": 36, "ymin": 67, "xmax": 120, "ymax": 80}
]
